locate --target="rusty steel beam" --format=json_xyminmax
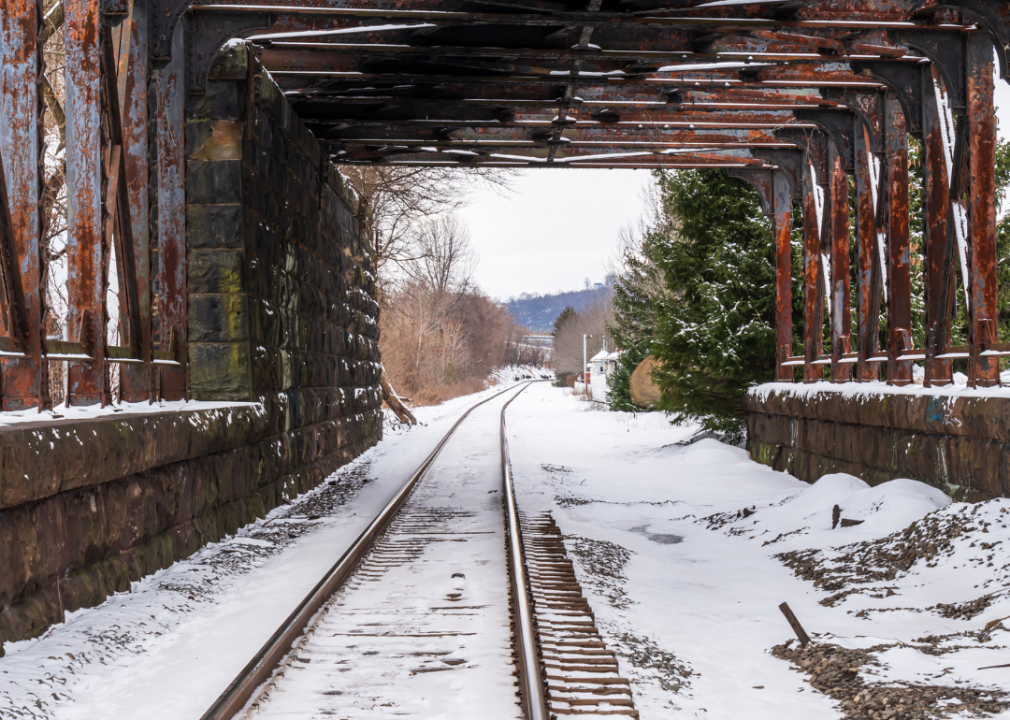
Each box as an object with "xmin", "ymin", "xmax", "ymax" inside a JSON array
[
  {"xmin": 853, "ymin": 122, "xmax": 880, "ymax": 382},
  {"xmin": 921, "ymin": 65, "xmax": 954, "ymax": 388},
  {"xmin": 0, "ymin": 0, "xmax": 46, "ymax": 410},
  {"xmin": 828, "ymin": 141, "xmax": 851, "ymax": 383},
  {"xmin": 119, "ymin": 0, "xmax": 155, "ymax": 402},
  {"xmin": 66, "ymin": 0, "xmax": 108, "ymax": 406},
  {"xmin": 966, "ymin": 32, "xmax": 1000, "ymax": 388},
  {"xmin": 156, "ymin": 23, "xmax": 188, "ymax": 401},
  {"xmin": 802, "ymin": 157, "xmax": 824, "ymax": 383},
  {"xmin": 884, "ymin": 90, "xmax": 912, "ymax": 386}
]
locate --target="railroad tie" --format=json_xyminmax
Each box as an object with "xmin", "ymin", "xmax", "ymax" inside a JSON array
[{"xmin": 519, "ymin": 512, "xmax": 639, "ymax": 718}]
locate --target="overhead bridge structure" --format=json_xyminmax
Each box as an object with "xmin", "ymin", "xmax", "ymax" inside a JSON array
[{"xmin": 1, "ymin": 0, "xmax": 1010, "ymax": 645}]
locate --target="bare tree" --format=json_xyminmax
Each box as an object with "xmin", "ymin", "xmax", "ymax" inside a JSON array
[
  {"xmin": 341, "ymin": 166, "xmax": 515, "ymax": 287},
  {"xmin": 404, "ymin": 214, "xmax": 476, "ymax": 298}
]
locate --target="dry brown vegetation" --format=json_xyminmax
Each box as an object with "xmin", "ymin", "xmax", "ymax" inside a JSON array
[{"xmin": 342, "ymin": 167, "xmax": 545, "ymax": 406}]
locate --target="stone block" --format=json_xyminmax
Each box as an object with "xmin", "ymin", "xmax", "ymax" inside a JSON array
[
  {"xmin": 189, "ymin": 294, "xmax": 250, "ymax": 343},
  {"xmin": 189, "ymin": 343, "xmax": 252, "ymax": 400},
  {"xmin": 189, "ymin": 204, "xmax": 244, "ymax": 249},
  {"xmin": 189, "ymin": 249, "xmax": 246, "ymax": 295}
]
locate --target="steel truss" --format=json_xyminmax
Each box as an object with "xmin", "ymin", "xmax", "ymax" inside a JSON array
[{"xmin": 1, "ymin": 0, "xmax": 1009, "ymax": 406}]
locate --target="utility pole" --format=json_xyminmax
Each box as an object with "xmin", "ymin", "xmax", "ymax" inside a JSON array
[{"xmin": 583, "ymin": 334, "xmax": 592, "ymax": 390}]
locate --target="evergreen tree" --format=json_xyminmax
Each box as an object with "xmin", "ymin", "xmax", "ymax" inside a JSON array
[
  {"xmin": 553, "ymin": 305, "xmax": 577, "ymax": 337},
  {"xmin": 648, "ymin": 169, "xmax": 777, "ymax": 438},
  {"xmin": 608, "ymin": 228, "xmax": 666, "ymax": 411}
]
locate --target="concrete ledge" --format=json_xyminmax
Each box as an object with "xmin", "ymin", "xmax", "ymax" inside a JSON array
[
  {"xmin": 745, "ymin": 383, "xmax": 1010, "ymax": 502},
  {"xmin": 0, "ymin": 404, "xmax": 268, "ymax": 510}
]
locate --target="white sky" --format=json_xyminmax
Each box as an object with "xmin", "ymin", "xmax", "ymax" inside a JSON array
[{"xmin": 460, "ymin": 68, "xmax": 1010, "ymax": 302}]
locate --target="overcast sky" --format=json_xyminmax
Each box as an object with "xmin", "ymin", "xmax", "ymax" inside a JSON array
[{"xmin": 459, "ymin": 70, "xmax": 1010, "ymax": 302}]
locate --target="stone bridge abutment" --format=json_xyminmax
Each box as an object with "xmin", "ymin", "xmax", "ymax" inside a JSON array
[{"xmin": 0, "ymin": 45, "xmax": 381, "ymax": 650}]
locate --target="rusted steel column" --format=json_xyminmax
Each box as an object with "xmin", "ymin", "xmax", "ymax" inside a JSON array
[
  {"xmin": 829, "ymin": 143, "xmax": 852, "ymax": 383},
  {"xmin": 156, "ymin": 23, "xmax": 187, "ymax": 400},
  {"xmin": 773, "ymin": 169, "xmax": 793, "ymax": 382},
  {"xmin": 65, "ymin": 0, "xmax": 108, "ymax": 405},
  {"xmin": 922, "ymin": 66, "xmax": 954, "ymax": 387},
  {"xmin": 119, "ymin": 0, "xmax": 153, "ymax": 402},
  {"xmin": 967, "ymin": 33, "xmax": 1000, "ymax": 388},
  {"xmin": 853, "ymin": 123, "xmax": 880, "ymax": 382},
  {"xmin": 0, "ymin": 0, "xmax": 46, "ymax": 410},
  {"xmin": 884, "ymin": 92, "xmax": 912, "ymax": 386},
  {"xmin": 802, "ymin": 160, "xmax": 823, "ymax": 383}
]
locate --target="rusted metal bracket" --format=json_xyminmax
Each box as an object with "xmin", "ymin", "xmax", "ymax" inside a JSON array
[
  {"xmin": 893, "ymin": 29, "xmax": 966, "ymax": 111},
  {"xmin": 186, "ymin": 9, "xmax": 274, "ymax": 93},
  {"xmin": 751, "ymin": 148, "xmax": 803, "ymax": 200},
  {"xmin": 819, "ymin": 88, "xmax": 885, "ymax": 155},
  {"xmin": 792, "ymin": 109, "xmax": 857, "ymax": 173},
  {"xmin": 725, "ymin": 168, "xmax": 774, "ymax": 216},
  {"xmin": 102, "ymin": 0, "xmax": 129, "ymax": 26},
  {"xmin": 777, "ymin": 127, "xmax": 830, "ymax": 189},
  {"xmin": 150, "ymin": 0, "xmax": 194, "ymax": 65},
  {"xmin": 939, "ymin": 0, "xmax": 1010, "ymax": 80},
  {"xmin": 850, "ymin": 60, "xmax": 924, "ymax": 139}
]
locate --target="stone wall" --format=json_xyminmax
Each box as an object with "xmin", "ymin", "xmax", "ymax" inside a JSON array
[
  {"xmin": 745, "ymin": 384, "xmax": 1010, "ymax": 502},
  {"xmin": 0, "ymin": 45, "xmax": 382, "ymax": 650}
]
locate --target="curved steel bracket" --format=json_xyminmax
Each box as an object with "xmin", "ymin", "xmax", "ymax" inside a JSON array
[
  {"xmin": 726, "ymin": 167, "xmax": 774, "ymax": 217},
  {"xmin": 819, "ymin": 88, "xmax": 885, "ymax": 155},
  {"xmin": 792, "ymin": 109, "xmax": 857, "ymax": 174},
  {"xmin": 776, "ymin": 127, "xmax": 830, "ymax": 188},
  {"xmin": 937, "ymin": 1, "xmax": 1010, "ymax": 80},
  {"xmin": 850, "ymin": 60, "xmax": 924, "ymax": 140},
  {"xmin": 150, "ymin": 0, "xmax": 194, "ymax": 66},
  {"xmin": 751, "ymin": 148, "xmax": 804, "ymax": 201},
  {"xmin": 891, "ymin": 29, "xmax": 966, "ymax": 111},
  {"xmin": 187, "ymin": 10, "xmax": 274, "ymax": 93}
]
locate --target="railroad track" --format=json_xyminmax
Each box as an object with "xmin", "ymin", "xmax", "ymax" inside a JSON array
[{"xmin": 200, "ymin": 382, "xmax": 637, "ymax": 720}]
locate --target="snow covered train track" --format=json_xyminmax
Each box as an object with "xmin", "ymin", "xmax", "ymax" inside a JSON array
[{"xmin": 199, "ymin": 382, "xmax": 637, "ymax": 720}]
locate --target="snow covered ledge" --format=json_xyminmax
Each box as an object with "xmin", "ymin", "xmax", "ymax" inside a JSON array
[{"xmin": 744, "ymin": 381, "xmax": 1010, "ymax": 503}]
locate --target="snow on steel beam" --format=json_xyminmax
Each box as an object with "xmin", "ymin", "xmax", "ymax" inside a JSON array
[
  {"xmin": 801, "ymin": 150, "xmax": 824, "ymax": 383},
  {"xmin": 0, "ymin": 0, "xmax": 46, "ymax": 410},
  {"xmin": 66, "ymin": 0, "xmax": 108, "ymax": 406}
]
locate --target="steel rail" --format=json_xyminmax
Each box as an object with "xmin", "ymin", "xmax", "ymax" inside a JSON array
[
  {"xmin": 199, "ymin": 381, "xmax": 532, "ymax": 720},
  {"xmin": 500, "ymin": 382, "xmax": 549, "ymax": 720}
]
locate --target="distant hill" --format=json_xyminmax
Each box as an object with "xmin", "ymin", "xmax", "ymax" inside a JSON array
[{"xmin": 504, "ymin": 287, "xmax": 610, "ymax": 332}]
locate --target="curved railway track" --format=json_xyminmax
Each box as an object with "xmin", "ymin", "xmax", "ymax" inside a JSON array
[{"xmin": 200, "ymin": 381, "xmax": 636, "ymax": 720}]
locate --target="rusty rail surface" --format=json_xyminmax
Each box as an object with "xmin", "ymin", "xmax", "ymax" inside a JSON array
[
  {"xmin": 501, "ymin": 383, "xmax": 550, "ymax": 720},
  {"xmin": 199, "ymin": 381, "xmax": 534, "ymax": 720}
]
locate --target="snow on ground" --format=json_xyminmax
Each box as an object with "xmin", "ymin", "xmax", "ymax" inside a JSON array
[
  {"xmin": 0, "ymin": 383, "xmax": 524, "ymax": 720},
  {"xmin": 8, "ymin": 377, "xmax": 1010, "ymax": 719},
  {"xmin": 506, "ymin": 384, "xmax": 1010, "ymax": 719}
]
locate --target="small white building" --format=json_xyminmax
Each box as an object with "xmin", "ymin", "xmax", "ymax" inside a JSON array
[{"xmin": 586, "ymin": 348, "xmax": 622, "ymax": 403}]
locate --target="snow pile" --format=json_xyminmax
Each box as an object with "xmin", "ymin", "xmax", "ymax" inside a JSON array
[{"xmin": 703, "ymin": 473, "xmax": 951, "ymax": 552}]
